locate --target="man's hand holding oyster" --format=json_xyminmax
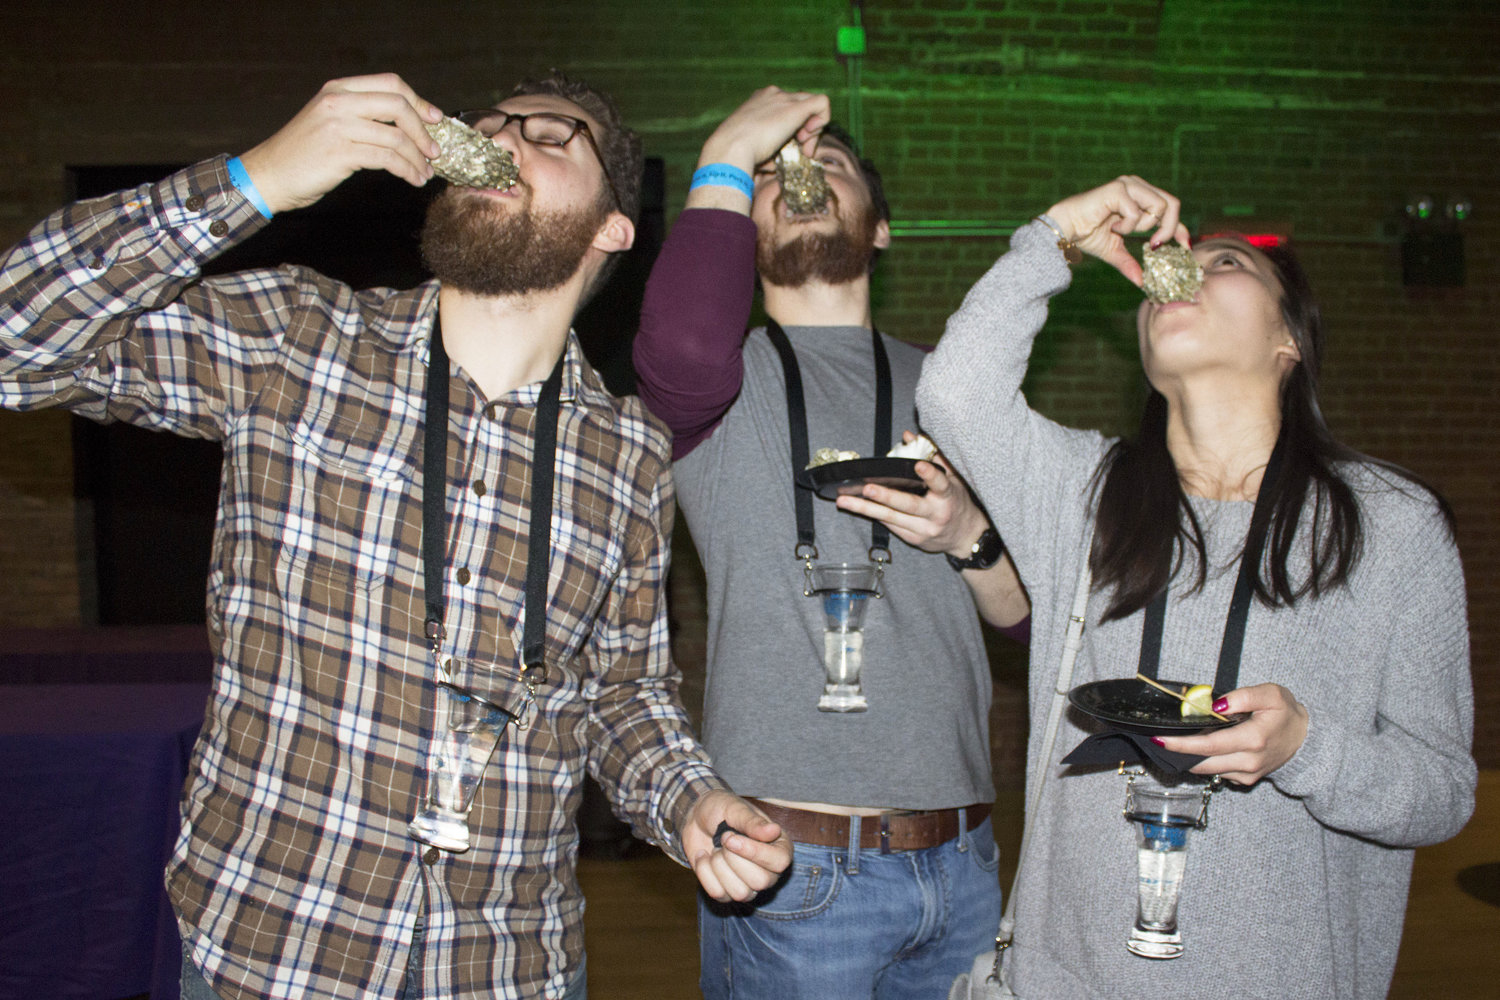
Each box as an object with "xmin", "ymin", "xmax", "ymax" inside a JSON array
[{"xmin": 238, "ymin": 73, "xmax": 447, "ymax": 215}]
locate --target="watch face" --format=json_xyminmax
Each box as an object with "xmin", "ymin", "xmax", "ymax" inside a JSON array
[
  {"xmin": 973, "ymin": 529, "xmax": 1002, "ymax": 562},
  {"xmin": 949, "ymin": 528, "xmax": 1003, "ymax": 570}
]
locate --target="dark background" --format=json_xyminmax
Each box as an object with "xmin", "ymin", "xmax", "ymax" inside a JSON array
[{"xmin": 0, "ymin": 0, "xmax": 1494, "ymax": 774}]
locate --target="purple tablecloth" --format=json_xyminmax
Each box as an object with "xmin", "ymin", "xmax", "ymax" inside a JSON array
[
  {"xmin": 0, "ymin": 683, "xmax": 210, "ymax": 1000},
  {"xmin": 0, "ymin": 626, "xmax": 212, "ymax": 684}
]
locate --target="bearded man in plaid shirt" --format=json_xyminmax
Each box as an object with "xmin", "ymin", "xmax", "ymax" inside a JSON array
[{"xmin": 0, "ymin": 71, "xmax": 789, "ymax": 1000}]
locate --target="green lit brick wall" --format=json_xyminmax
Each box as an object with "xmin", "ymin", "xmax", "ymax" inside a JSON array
[{"xmin": 1, "ymin": 1, "xmax": 1495, "ymax": 770}]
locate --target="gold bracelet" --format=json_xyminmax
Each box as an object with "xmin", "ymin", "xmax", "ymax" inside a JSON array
[{"xmin": 1032, "ymin": 214, "xmax": 1082, "ymax": 264}]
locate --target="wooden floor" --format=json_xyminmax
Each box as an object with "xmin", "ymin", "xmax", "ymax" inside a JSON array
[{"xmin": 579, "ymin": 770, "xmax": 1500, "ymax": 999}]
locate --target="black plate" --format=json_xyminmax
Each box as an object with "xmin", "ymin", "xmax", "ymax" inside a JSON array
[
  {"xmin": 803, "ymin": 457, "xmax": 927, "ymax": 500},
  {"xmin": 1068, "ymin": 678, "xmax": 1249, "ymax": 735}
]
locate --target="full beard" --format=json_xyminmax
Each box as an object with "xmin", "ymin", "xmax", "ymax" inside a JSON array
[
  {"xmin": 419, "ymin": 185, "xmax": 606, "ymax": 297},
  {"xmin": 755, "ymin": 201, "xmax": 879, "ymax": 288}
]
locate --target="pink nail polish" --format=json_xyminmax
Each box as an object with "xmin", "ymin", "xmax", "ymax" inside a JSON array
[
  {"xmin": 1212, "ymin": 698, "xmax": 1229, "ymax": 714},
  {"xmin": 1150, "ymin": 737, "xmax": 1166, "ymax": 747}
]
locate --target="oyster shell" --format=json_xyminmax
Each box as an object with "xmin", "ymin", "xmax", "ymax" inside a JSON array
[
  {"xmin": 424, "ymin": 116, "xmax": 520, "ymax": 190},
  {"xmin": 1141, "ymin": 243, "xmax": 1204, "ymax": 303},
  {"xmin": 775, "ymin": 139, "xmax": 831, "ymax": 215},
  {"xmin": 886, "ymin": 434, "xmax": 937, "ymax": 462}
]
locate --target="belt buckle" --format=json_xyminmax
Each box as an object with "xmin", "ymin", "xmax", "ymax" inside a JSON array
[{"xmin": 879, "ymin": 814, "xmax": 892, "ymax": 854}]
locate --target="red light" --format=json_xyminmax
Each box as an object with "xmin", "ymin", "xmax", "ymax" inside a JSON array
[{"xmin": 1194, "ymin": 230, "xmax": 1288, "ymax": 249}]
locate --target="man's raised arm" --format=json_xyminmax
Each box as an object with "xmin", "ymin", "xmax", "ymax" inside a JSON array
[{"xmin": 633, "ymin": 87, "xmax": 828, "ymax": 458}]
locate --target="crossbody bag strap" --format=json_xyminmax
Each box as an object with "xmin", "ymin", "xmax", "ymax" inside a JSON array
[{"xmin": 993, "ymin": 527, "xmax": 1095, "ymax": 968}]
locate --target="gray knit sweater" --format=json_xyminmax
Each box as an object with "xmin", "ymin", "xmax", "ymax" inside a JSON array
[{"xmin": 916, "ymin": 220, "xmax": 1476, "ymax": 999}]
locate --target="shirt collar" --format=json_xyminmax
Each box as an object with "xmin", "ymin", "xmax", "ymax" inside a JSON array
[{"xmin": 411, "ymin": 286, "xmax": 617, "ymax": 426}]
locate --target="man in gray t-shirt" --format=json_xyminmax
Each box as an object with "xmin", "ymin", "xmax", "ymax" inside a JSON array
[{"xmin": 634, "ymin": 86, "xmax": 1030, "ymax": 999}]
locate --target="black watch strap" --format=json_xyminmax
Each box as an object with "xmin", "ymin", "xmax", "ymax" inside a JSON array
[{"xmin": 946, "ymin": 527, "xmax": 1004, "ymax": 572}]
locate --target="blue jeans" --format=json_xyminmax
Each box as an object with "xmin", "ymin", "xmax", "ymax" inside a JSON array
[
  {"xmin": 699, "ymin": 814, "xmax": 1002, "ymax": 999},
  {"xmin": 178, "ymin": 944, "xmax": 223, "ymax": 1000}
]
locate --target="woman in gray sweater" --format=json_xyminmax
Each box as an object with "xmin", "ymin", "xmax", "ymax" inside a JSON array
[{"xmin": 915, "ymin": 177, "xmax": 1475, "ymax": 998}]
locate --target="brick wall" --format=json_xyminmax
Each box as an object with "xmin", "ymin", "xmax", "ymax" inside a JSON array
[{"xmin": 1, "ymin": 0, "xmax": 1495, "ymax": 772}]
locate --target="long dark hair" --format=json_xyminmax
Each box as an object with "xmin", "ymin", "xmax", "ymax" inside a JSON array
[{"xmin": 1089, "ymin": 240, "xmax": 1455, "ymax": 623}]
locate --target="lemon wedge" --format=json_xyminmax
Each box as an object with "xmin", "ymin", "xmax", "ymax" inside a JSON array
[{"xmin": 1180, "ymin": 684, "xmax": 1215, "ymax": 717}]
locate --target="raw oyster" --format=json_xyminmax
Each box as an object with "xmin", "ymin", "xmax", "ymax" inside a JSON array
[
  {"xmin": 775, "ymin": 139, "xmax": 831, "ymax": 215},
  {"xmin": 1141, "ymin": 243, "xmax": 1204, "ymax": 303},
  {"xmin": 424, "ymin": 116, "xmax": 520, "ymax": 190},
  {"xmin": 806, "ymin": 434, "xmax": 936, "ymax": 469},
  {"xmin": 806, "ymin": 447, "xmax": 861, "ymax": 469}
]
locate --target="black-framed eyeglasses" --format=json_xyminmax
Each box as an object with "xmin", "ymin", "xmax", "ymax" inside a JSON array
[{"xmin": 454, "ymin": 109, "xmax": 621, "ymax": 211}]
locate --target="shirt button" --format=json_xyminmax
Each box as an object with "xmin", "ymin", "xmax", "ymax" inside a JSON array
[
  {"xmin": 184, "ymin": 195, "xmax": 204, "ymax": 212},
  {"xmin": 472, "ymin": 480, "xmax": 486, "ymax": 497},
  {"xmin": 208, "ymin": 220, "xmax": 229, "ymax": 237},
  {"xmin": 455, "ymin": 568, "xmax": 471, "ymax": 585},
  {"xmin": 423, "ymin": 847, "xmax": 441, "ymax": 865}
]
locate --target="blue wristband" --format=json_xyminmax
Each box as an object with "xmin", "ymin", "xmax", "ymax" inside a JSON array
[
  {"xmin": 689, "ymin": 163, "xmax": 753, "ymax": 200},
  {"xmin": 225, "ymin": 156, "xmax": 274, "ymax": 220}
]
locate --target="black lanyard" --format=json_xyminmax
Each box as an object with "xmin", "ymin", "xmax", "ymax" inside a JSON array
[
  {"xmin": 764, "ymin": 320, "xmax": 893, "ymax": 564},
  {"xmin": 1136, "ymin": 434, "xmax": 1287, "ymax": 694},
  {"xmin": 422, "ymin": 317, "xmax": 564, "ymax": 687}
]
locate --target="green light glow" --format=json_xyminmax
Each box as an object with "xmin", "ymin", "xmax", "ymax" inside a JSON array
[{"xmin": 837, "ymin": 26, "xmax": 866, "ymax": 56}]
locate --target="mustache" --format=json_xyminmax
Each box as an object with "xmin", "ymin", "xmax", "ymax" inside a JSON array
[{"xmin": 445, "ymin": 176, "xmax": 535, "ymax": 204}]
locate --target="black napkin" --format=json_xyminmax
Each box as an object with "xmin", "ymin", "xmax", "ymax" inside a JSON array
[{"xmin": 1061, "ymin": 731, "xmax": 1205, "ymax": 773}]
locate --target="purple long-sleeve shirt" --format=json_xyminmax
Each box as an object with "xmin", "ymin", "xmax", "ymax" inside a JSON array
[{"xmin": 634, "ymin": 208, "xmax": 759, "ymax": 460}]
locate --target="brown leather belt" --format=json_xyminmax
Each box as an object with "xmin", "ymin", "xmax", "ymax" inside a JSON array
[{"xmin": 749, "ymin": 799, "xmax": 992, "ymax": 853}]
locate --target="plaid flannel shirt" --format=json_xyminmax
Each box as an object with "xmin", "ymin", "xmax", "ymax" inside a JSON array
[{"xmin": 0, "ymin": 157, "xmax": 725, "ymax": 1000}]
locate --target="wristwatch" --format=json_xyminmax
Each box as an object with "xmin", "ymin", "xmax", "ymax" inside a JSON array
[{"xmin": 946, "ymin": 527, "xmax": 1005, "ymax": 572}]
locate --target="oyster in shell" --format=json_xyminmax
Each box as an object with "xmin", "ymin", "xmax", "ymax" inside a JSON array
[
  {"xmin": 424, "ymin": 116, "xmax": 520, "ymax": 190},
  {"xmin": 806, "ymin": 447, "xmax": 861, "ymax": 469},
  {"xmin": 806, "ymin": 434, "xmax": 937, "ymax": 469},
  {"xmin": 1141, "ymin": 243, "xmax": 1203, "ymax": 303},
  {"xmin": 775, "ymin": 139, "xmax": 831, "ymax": 215}
]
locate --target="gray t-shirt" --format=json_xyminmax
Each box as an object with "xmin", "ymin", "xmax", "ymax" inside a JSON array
[
  {"xmin": 674, "ymin": 324, "xmax": 995, "ymax": 809},
  {"xmin": 917, "ymin": 220, "xmax": 1476, "ymax": 998}
]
